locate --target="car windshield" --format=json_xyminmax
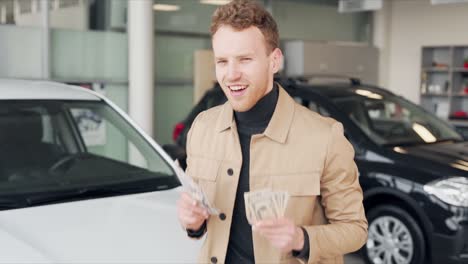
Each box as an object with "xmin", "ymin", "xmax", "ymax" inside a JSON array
[
  {"xmin": 332, "ymin": 87, "xmax": 463, "ymax": 146},
  {"xmin": 0, "ymin": 100, "xmax": 177, "ymax": 209}
]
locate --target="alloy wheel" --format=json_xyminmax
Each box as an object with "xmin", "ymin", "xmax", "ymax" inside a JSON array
[{"xmin": 367, "ymin": 215, "xmax": 414, "ymax": 264}]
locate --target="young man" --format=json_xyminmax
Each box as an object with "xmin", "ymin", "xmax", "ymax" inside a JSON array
[{"xmin": 176, "ymin": 1, "xmax": 368, "ymax": 263}]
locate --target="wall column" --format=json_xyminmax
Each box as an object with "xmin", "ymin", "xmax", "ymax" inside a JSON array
[
  {"xmin": 41, "ymin": 0, "xmax": 50, "ymax": 79},
  {"xmin": 372, "ymin": 0, "xmax": 391, "ymax": 88},
  {"xmin": 128, "ymin": 0, "xmax": 154, "ymax": 137}
]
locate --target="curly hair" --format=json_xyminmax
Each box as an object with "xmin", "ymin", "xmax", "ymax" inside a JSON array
[{"xmin": 210, "ymin": 0, "xmax": 279, "ymax": 54}]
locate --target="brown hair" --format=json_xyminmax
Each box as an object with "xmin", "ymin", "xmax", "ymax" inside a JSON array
[{"xmin": 210, "ymin": 0, "xmax": 279, "ymax": 54}]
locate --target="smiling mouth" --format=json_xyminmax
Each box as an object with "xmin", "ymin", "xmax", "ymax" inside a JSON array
[{"xmin": 228, "ymin": 85, "xmax": 248, "ymax": 92}]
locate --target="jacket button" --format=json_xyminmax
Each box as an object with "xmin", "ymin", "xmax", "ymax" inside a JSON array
[
  {"xmin": 219, "ymin": 213, "xmax": 226, "ymax": 221},
  {"xmin": 227, "ymin": 168, "xmax": 234, "ymax": 176},
  {"xmin": 211, "ymin": 256, "xmax": 218, "ymax": 264}
]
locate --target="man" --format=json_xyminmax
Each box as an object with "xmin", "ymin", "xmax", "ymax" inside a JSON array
[{"xmin": 176, "ymin": 0, "xmax": 368, "ymax": 263}]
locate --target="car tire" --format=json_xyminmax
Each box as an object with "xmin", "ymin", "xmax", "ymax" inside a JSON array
[{"xmin": 362, "ymin": 205, "xmax": 426, "ymax": 264}]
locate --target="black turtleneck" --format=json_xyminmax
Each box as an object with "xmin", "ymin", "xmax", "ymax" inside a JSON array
[
  {"xmin": 225, "ymin": 84, "xmax": 279, "ymax": 264},
  {"xmin": 224, "ymin": 84, "xmax": 310, "ymax": 263}
]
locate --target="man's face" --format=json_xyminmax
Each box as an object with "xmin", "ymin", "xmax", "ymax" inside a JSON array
[{"xmin": 212, "ymin": 26, "xmax": 282, "ymax": 112}]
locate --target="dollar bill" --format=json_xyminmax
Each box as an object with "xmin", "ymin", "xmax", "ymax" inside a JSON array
[
  {"xmin": 244, "ymin": 189, "xmax": 289, "ymax": 224},
  {"xmin": 174, "ymin": 159, "xmax": 220, "ymax": 215}
]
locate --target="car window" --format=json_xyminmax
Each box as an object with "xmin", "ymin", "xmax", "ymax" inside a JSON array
[
  {"xmin": 333, "ymin": 89, "xmax": 463, "ymax": 146},
  {"xmin": 308, "ymin": 101, "xmax": 318, "ymax": 112},
  {"xmin": 294, "ymin": 96, "xmax": 330, "ymax": 117},
  {"xmin": 318, "ymin": 105, "xmax": 330, "ymax": 117},
  {"xmin": 0, "ymin": 101, "xmax": 177, "ymax": 208},
  {"xmin": 68, "ymin": 102, "xmax": 175, "ymax": 176},
  {"xmin": 70, "ymin": 104, "xmax": 171, "ymax": 173}
]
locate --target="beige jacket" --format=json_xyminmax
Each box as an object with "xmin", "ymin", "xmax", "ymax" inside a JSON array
[{"xmin": 185, "ymin": 85, "xmax": 368, "ymax": 264}]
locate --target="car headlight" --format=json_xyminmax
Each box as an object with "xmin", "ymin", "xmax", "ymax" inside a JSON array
[{"xmin": 424, "ymin": 177, "xmax": 468, "ymax": 207}]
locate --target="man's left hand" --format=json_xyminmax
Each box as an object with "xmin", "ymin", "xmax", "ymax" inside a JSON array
[{"xmin": 253, "ymin": 217, "xmax": 305, "ymax": 253}]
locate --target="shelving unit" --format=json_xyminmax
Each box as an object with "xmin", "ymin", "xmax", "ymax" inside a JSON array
[{"xmin": 420, "ymin": 46, "xmax": 468, "ymax": 126}]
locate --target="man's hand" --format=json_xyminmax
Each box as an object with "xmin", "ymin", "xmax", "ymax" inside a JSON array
[
  {"xmin": 177, "ymin": 192, "xmax": 209, "ymax": 230},
  {"xmin": 254, "ymin": 217, "xmax": 305, "ymax": 253}
]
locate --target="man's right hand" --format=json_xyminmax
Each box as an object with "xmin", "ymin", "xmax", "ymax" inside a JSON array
[{"xmin": 177, "ymin": 192, "xmax": 210, "ymax": 231}]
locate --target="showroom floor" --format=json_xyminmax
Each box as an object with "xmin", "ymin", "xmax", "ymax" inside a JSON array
[{"xmin": 345, "ymin": 253, "xmax": 365, "ymax": 264}]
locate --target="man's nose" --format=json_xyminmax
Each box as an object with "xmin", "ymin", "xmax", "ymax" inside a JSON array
[{"xmin": 226, "ymin": 63, "xmax": 241, "ymax": 81}]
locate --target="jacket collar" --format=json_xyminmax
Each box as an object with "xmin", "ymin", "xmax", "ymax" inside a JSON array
[{"xmin": 216, "ymin": 84, "xmax": 295, "ymax": 144}]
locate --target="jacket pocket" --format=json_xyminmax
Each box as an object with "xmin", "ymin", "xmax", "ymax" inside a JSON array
[
  {"xmin": 271, "ymin": 171, "xmax": 321, "ymax": 196},
  {"xmin": 271, "ymin": 172, "xmax": 322, "ymax": 225},
  {"xmin": 186, "ymin": 156, "xmax": 220, "ymax": 182},
  {"xmin": 185, "ymin": 156, "xmax": 220, "ymax": 207}
]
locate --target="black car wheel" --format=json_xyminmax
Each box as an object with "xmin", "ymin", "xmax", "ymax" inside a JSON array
[{"xmin": 363, "ymin": 205, "xmax": 426, "ymax": 264}]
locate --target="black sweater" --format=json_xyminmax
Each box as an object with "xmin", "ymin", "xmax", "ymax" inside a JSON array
[{"xmin": 225, "ymin": 85, "xmax": 279, "ymax": 264}]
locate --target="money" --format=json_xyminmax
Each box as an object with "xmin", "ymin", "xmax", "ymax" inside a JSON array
[
  {"xmin": 244, "ymin": 189, "xmax": 289, "ymax": 224},
  {"xmin": 174, "ymin": 160, "xmax": 220, "ymax": 215}
]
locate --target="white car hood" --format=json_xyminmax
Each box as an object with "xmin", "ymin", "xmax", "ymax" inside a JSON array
[{"xmin": 0, "ymin": 187, "xmax": 202, "ymax": 263}]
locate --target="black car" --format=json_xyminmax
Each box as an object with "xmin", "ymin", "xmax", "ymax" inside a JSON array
[{"xmin": 164, "ymin": 76, "xmax": 468, "ymax": 264}]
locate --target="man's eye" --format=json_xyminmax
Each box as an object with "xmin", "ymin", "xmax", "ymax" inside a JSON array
[
  {"xmin": 217, "ymin": 61, "xmax": 227, "ymax": 65},
  {"xmin": 241, "ymin": 58, "xmax": 252, "ymax": 62}
]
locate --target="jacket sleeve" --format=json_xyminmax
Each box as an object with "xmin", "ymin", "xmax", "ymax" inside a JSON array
[
  {"xmin": 185, "ymin": 111, "xmax": 205, "ymax": 183},
  {"xmin": 183, "ymin": 111, "xmax": 208, "ymax": 240},
  {"xmin": 304, "ymin": 122, "xmax": 368, "ymax": 263},
  {"xmin": 186, "ymin": 220, "xmax": 207, "ymax": 239}
]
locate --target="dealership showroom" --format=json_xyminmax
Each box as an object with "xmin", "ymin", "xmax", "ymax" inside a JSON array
[{"xmin": 1, "ymin": 0, "xmax": 468, "ymax": 263}]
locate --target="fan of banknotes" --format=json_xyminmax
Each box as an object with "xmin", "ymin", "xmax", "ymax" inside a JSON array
[
  {"xmin": 173, "ymin": 160, "xmax": 220, "ymax": 215},
  {"xmin": 244, "ymin": 189, "xmax": 290, "ymax": 224}
]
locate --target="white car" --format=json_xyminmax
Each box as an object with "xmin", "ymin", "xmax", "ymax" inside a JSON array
[{"xmin": 0, "ymin": 79, "xmax": 201, "ymax": 263}]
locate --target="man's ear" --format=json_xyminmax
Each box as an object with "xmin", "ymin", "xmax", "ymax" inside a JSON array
[{"xmin": 270, "ymin": 48, "xmax": 284, "ymax": 74}]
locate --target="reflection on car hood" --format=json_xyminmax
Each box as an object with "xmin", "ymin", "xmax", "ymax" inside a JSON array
[
  {"xmin": 0, "ymin": 228, "xmax": 50, "ymax": 263},
  {"xmin": 401, "ymin": 141, "xmax": 468, "ymax": 173},
  {"xmin": 0, "ymin": 187, "xmax": 201, "ymax": 263}
]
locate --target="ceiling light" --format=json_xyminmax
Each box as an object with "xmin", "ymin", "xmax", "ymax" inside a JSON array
[
  {"xmin": 431, "ymin": 0, "xmax": 468, "ymax": 5},
  {"xmin": 200, "ymin": 0, "xmax": 231, "ymax": 5},
  {"xmin": 153, "ymin": 4, "xmax": 180, "ymax": 11}
]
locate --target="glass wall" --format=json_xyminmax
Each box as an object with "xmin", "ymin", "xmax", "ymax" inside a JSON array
[
  {"xmin": 0, "ymin": 0, "xmax": 89, "ymax": 29},
  {"xmin": 154, "ymin": 34, "xmax": 211, "ymax": 144},
  {"xmin": 273, "ymin": 0, "xmax": 371, "ymax": 42},
  {"xmin": 0, "ymin": 25, "xmax": 43, "ymax": 79},
  {"xmin": 155, "ymin": 0, "xmax": 218, "ymax": 34},
  {"xmin": 0, "ymin": 0, "xmax": 371, "ymax": 146},
  {"xmin": 51, "ymin": 29, "xmax": 128, "ymax": 81}
]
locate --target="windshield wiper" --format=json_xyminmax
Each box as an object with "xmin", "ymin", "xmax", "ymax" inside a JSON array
[
  {"xmin": 1, "ymin": 177, "xmax": 176, "ymax": 208},
  {"xmin": 434, "ymin": 138, "xmax": 464, "ymax": 143},
  {"xmin": 382, "ymin": 141, "xmax": 426, "ymax": 147},
  {"xmin": 383, "ymin": 137, "xmax": 464, "ymax": 147},
  {"xmin": 0, "ymin": 198, "xmax": 27, "ymax": 210},
  {"xmin": 25, "ymin": 183, "xmax": 164, "ymax": 206},
  {"xmin": 25, "ymin": 188, "xmax": 121, "ymax": 206}
]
